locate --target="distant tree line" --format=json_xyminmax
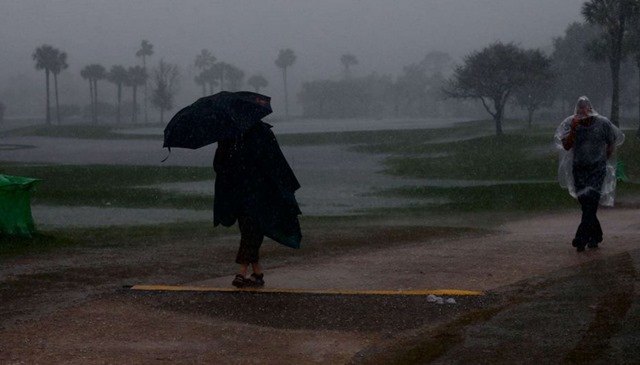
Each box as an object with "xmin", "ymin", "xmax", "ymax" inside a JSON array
[
  {"xmin": 23, "ymin": 0, "xmax": 640, "ymax": 137},
  {"xmin": 29, "ymin": 39, "xmax": 296, "ymax": 125},
  {"xmin": 298, "ymin": 51, "xmax": 453, "ymax": 119},
  {"xmin": 300, "ymin": 0, "xmax": 640, "ymax": 138}
]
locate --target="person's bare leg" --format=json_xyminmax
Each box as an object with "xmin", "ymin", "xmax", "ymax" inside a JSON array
[
  {"xmin": 238, "ymin": 263, "xmax": 249, "ymax": 277},
  {"xmin": 232, "ymin": 263, "xmax": 249, "ymax": 287},
  {"xmin": 251, "ymin": 262, "xmax": 262, "ymax": 275},
  {"xmin": 246, "ymin": 262, "xmax": 264, "ymax": 286}
]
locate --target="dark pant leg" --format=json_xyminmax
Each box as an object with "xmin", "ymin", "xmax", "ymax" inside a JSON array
[
  {"xmin": 575, "ymin": 190, "xmax": 601, "ymax": 245},
  {"xmin": 235, "ymin": 215, "xmax": 264, "ymax": 265},
  {"xmin": 573, "ymin": 163, "xmax": 605, "ymax": 246}
]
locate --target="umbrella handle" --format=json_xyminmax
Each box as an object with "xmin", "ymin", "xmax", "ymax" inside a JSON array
[{"xmin": 161, "ymin": 148, "xmax": 171, "ymax": 163}]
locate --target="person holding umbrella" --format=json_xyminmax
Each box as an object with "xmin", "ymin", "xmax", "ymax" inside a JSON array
[
  {"xmin": 214, "ymin": 120, "xmax": 301, "ymax": 287},
  {"xmin": 555, "ymin": 96, "xmax": 624, "ymax": 252},
  {"xmin": 164, "ymin": 91, "xmax": 301, "ymax": 288}
]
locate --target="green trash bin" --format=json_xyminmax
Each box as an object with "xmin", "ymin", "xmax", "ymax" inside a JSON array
[
  {"xmin": 0, "ymin": 174, "xmax": 41, "ymax": 237},
  {"xmin": 616, "ymin": 160, "xmax": 629, "ymax": 182}
]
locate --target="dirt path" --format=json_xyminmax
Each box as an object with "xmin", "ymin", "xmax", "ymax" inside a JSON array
[
  {"xmin": 192, "ymin": 208, "xmax": 640, "ymax": 292},
  {"xmin": 1, "ymin": 207, "xmax": 639, "ymax": 364}
]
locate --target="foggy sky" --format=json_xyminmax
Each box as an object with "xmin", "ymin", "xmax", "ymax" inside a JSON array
[{"xmin": 0, "ymin": 0, "xmax": 586, "ymax": 114}]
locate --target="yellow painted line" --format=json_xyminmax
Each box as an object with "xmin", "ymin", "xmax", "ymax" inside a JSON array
[{"xmin": 129, "ymin": 285, "xmax": 483, "ymax": 296}]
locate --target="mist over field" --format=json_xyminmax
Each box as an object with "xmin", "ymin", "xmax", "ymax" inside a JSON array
[{"xmin": 0, "ymin": 0, "xmax": 585, "ymax": 119}]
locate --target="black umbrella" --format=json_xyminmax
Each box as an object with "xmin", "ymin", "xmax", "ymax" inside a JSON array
[{"xmin": 163, "ymin": 91, "xmax": 272, "ymax": 150}]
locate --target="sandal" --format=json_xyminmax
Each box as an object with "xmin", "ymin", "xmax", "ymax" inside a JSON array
[
  {"xmin": 245, "ymin": 273, "xmax": 265, "ymax": 287},
  {"xmin": 232, "ymin": 274, "xmax": 246, "ymax": 288}
]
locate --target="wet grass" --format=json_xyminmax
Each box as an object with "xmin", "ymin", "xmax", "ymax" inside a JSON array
[
  {"xmin": 1, "ymin": 164, "xmax": 214, "ymax": 209},
  {"xmin": 2, "ymin": 120, "xmax": 640, "ymax": 246},
  {"xmin": 362, "ymin": 125, "xmax": 640, "ymax": 213},
  {"xmin": 4, "ymin": 120, "xmax": 491, "ymax": 145},
  {"xmin": 3, "ymin": 124, "xmax": 162, "ymax": 140},
  {"xmin": 374, "ymin": 183, "xmax": 576, "ymax": 212},
  {"xmin": 3, "ymin": 122, "xmax": 640, "ymax": 213},
  {"xmin": 376, "ymin": 133, "xmax": 558, "ymax": 180},
  {"xmin": 277, "ymin": 120, "xmax": 491, "ymax": 146}
]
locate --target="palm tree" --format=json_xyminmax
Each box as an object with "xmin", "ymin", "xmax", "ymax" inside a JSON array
[
  {"xmin": 150, "ymin": 59, "xmax": 180, "ymax": 124},
  {"xmin": 194, "ymin": 49, "xmax": 216, "ymax": 96},
  {"xmin": 340, "ymin": 54, "xmax": 358, "ymax": 78},
  {"xmin": 80, "ymin": 67, "xmax": 94, "ymax": 122},
  {"xmin": 126, "ymin": 65, "xmax": 147, "ymax": 123},
  {"xmin": 194, "ymin": 73, "xmax": 207, "ymax": 96},
  {"xmin": 582, "ymin": 0, "xmax": 640, "ymax": 127},
  {"xmin": 224, "ymin": 64, "xmax": 245, "ymax": 91},
  {"xmin": 107, "ymin": 65, "xmax": 128, "ymax": 124},
  {"xmin": 195, "ymin": 49, "xmax": 216, "ymax": 71},
  {"xmin": 200, "ymin": 67, "xmax": 219, "ymax": 94},
  {"xmin": 211, "ymin": 62, "xmax": 228, "ymax": 91},
  {"xmin": 80, "ymin": 64, "xmax": 106, "ymax": 123},
  {"xmin": 275, "ymin": 48, "xmax": 296, "ymax": 117},
  {"xmin": 32, "ymin": 44, "xmax": 59, "ymax": 125},
  {"xmin": 247, "ymin": 74, "xmax": 268, "ymax": 92},
  {"xmin": 136, "ymin": 40, "xmax": 154, "ymax": 123},
  {"xmin": 50, "ymin": 50, "xmax": 68, "ymax": 125}
]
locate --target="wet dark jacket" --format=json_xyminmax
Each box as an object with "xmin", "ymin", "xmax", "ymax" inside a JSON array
[{"xmin": 213, "ymin": 121, "xmax": 301, "ymax": 248}]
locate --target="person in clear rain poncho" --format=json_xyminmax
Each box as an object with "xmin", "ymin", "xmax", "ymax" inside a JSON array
[{"xmin": 554, "ymin": 96, "xmax": 624, "ymax": 252}]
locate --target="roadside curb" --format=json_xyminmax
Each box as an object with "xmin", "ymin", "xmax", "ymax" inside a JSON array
[{"xmin": 127, "ymin": 284, "xmax": 484, "ymax": 296}]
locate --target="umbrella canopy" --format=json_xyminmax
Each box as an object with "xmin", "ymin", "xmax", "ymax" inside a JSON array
[{"xmin": 163, "ymin": 91, "xmax": 272, "ymax": 150}]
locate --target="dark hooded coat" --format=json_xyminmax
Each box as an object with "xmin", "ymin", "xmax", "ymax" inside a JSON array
[{"xmin": 213, "ymin": 121, "xmax": 301, "ymax": 248}]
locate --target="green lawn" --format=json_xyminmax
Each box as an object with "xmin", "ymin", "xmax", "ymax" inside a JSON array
[
  {"xmin": 2, "ymin": 121, "xmax": 639, "ymax": 255},
  {"xmin": 3, "ymin": 122, "xmax": 639, "ymax": 214}
]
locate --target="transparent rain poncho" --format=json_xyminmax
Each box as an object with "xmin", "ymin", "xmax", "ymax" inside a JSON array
[{"xmin": 554, "ymin": 97, "xmax": 625, "ymax": 207}]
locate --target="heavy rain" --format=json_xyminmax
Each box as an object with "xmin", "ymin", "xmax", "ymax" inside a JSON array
[{"xmin": 2, "ymin": 1, "xmax": 640, "ymax": 364}]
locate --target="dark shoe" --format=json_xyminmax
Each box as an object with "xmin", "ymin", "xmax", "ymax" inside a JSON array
[
  {"xmin": 232, "ymin": 274, "xmax": 246, "ymax": 288},
  {"xmin": 588, "ymin": 236, "xmax": 602, "ymax": 248},
  {"xmin": 245, "ymin": 273, "xmax": 265, "ymax": 287},
  {"xmin": 573, "ymin": 238, "xmax": 587, "ymax": 251}
]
